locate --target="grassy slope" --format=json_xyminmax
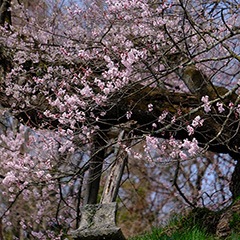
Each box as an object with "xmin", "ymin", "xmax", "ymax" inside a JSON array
[
  {"xmin": 129, "ymin": 213, "xmax": 240, "ymax": 240},
  {"xmin": 130, "ymin": 226, "xmax": 240, "ymax": 240}
]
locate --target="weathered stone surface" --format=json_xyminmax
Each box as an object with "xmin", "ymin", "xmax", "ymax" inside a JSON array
[
  {"xmin": 72, "ymin": 227, "xmax": 126, "ymax": 240},
  {"xmin": 71, "ymin": 202, "xmax": 126, "ymax": 240}
]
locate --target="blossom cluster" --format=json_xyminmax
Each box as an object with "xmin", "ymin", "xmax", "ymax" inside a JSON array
[{"xmin": 0, "ymin": 0, "xmax": 238, "ymax": 237}]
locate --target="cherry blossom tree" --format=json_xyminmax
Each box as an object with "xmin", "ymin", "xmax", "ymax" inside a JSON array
[{"xmin": 0, "ymin": 0, "xmax": 240, "ymax": 238}]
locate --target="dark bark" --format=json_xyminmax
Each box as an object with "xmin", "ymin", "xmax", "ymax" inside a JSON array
[
  {"xmin": 0, "ymin": 44, "xmax": 12, "ymax": 72},
  {"xmin": 83, "ymin": 134, "xmax": 106, "ymax": 205},
  {"xmin": 0, "ymin": 0, "xmax": 11, "ymax": 26},
  {"xmin": 230, "ymin": 159, "xmax": 240, "ymax": 200},
  {"xmin": 0, "ymin": 218, "xmax": 3, "ymax": 240}
]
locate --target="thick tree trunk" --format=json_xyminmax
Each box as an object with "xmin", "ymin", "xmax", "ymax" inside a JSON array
[
  {"xmin": 230, "ymin": 160, "xmax": 240, "ymax": 200},
  {"xmin": 83, "ymin": 134, "xmax": 105, "ymax": 205},
  {"xmin": 100, "ymin": 130, "xmax": 127, "ymax": 204}
]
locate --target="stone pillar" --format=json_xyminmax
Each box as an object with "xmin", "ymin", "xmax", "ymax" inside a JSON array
[{"xmin": 71, "ymin": 202, "xmax": 126, "ymax": 240}]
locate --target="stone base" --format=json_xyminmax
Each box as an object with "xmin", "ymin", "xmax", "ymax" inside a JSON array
[
  {"xmin": 71, "ymin": 202, "xmax": 126, "ymax": 240},
  {"xmin": 72, "ymin": 226, "xmax": 126, "ymax": 240}
]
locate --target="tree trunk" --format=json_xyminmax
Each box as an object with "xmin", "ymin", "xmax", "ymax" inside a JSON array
[
  {"xmin": 101, "ymin": 130, "xmax": 127, "ymax": 204},
  {"xmin": 230, "ymin": 159, "xmax": 240, "ymax": 200},
  {"xmin": 83, "ymin": 134, "xmax": 105, "ymax": 205}
]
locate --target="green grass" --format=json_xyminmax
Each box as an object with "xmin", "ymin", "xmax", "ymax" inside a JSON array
[
  {"xmin": 129, "ymin": 205, "xmax": 240, "ymax": 240},
  {"xmin": 130, "ymin": 226, "xmax": 212, "ymax": 240},
  {"xmin": 130, "ymin": 226, "xmax": 240, "ymax": 240},
  {"xmin": 129, "ymin": 217, "xmax": 240, "ymax": 240}
]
